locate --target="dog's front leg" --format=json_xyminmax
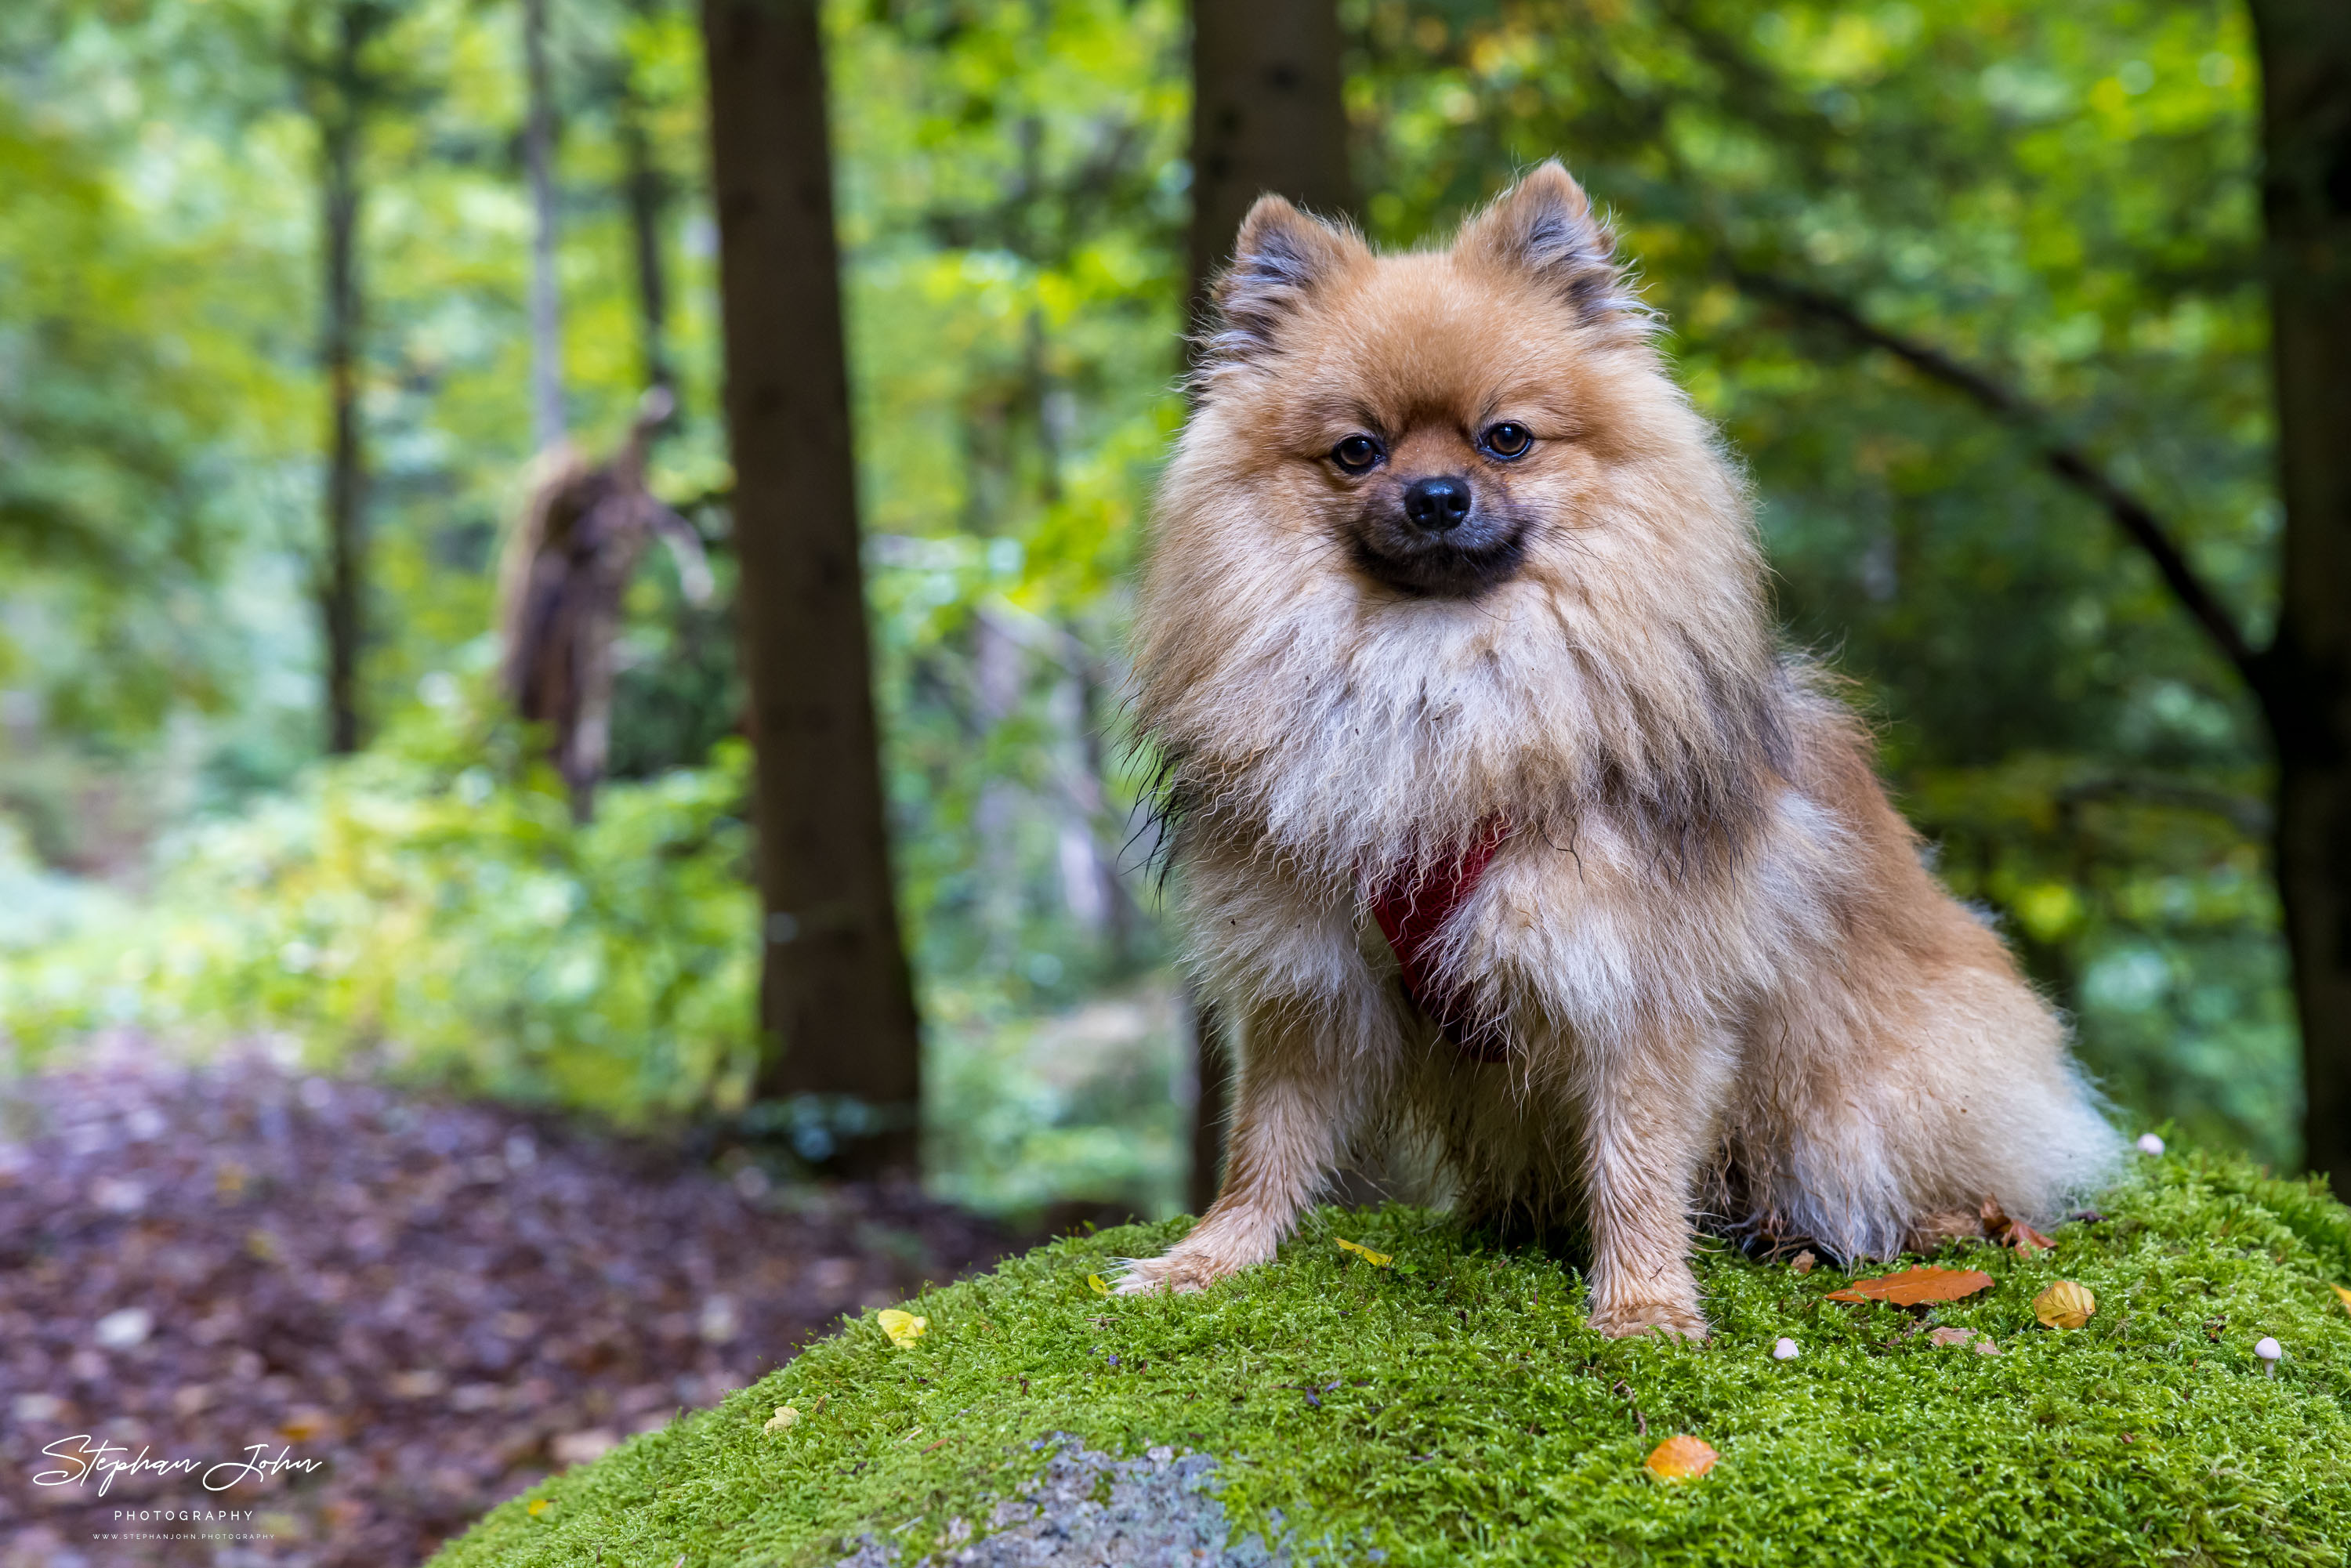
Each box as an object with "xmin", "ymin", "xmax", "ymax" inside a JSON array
[
  {"xmin": 1576, "ymin": 1029, "xmax": 1726, "ymax": 1340},
  {"xmin": 1118, "ymin": 999, "xmax": 1356, "ymax": 1295}
]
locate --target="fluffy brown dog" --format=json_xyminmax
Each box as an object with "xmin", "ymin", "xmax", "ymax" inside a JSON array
[{"xmin": 1118, "ymin": 162, "xmax": 2117, "ymax": 1337}]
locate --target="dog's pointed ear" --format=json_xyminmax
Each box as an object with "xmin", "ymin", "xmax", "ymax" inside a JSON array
[
  {"xmin": 1205, "ymin": 196, "xmax": 1364, "ymax": 364},
  {"xmin": 1459, "ymin": 161, "xmax": 1646, "ymax": 332}
]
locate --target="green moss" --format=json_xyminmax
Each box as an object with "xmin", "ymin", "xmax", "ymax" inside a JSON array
[{"xmin": 432, "ymin": 1149, "xmax": 2351, "ymax": 1566}]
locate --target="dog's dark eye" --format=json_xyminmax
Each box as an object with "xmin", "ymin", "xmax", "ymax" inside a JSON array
[
  {"xmin": 1481, "ymin": 422, "xmax": 1534, "ymax": 459},
  {"xmin": 1331, "ymin": 434, "xmax": 1384, "ymax": 473}
]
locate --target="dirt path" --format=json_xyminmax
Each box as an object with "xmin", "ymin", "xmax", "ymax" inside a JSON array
[{"xmin": 0, "ymin": 1053, "xmax": 1028, "ymax": 1566}]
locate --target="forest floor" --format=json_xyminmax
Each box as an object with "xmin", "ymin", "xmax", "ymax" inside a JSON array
[{"xmin": 0, "ymin": 1042, "xmax": 1042, "ymax": 1568}]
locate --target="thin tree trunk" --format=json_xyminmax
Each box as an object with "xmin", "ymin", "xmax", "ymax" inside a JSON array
[
  {"xmin": 702, "ymin": 0, "xmax": 922, "ymax": 1177},
  {"xmin": 524, "ymin": 0, "xmax": 566, "ymax": 451},
  {"xmin": 2248, "ymin": 0, "xmax": 2351, "ymax": 1190},
  {"xmin": 315, "ymin": 7, "xmax": 374, "ymax": 758},
  {"xmin": 617, "ymin": 8, "xmax": 674, "ymax": 404},
  {"xmin": 1179, "ymin": 0, "xmax": 1355, "ymax": 1205}
]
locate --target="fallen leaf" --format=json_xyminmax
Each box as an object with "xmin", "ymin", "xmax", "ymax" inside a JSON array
[
  {"xmin": 763, "ymin": 1405, "xmax": 798, "ymax": 1435},
  {"xmin": 1087, "ymin": 1274, "xmax": 1111, "ymax": 1297},
  {"xmin": 1789, "ymin": 1251, "xmax": 1816, "ymax": 1276},
  {"xmin": 1825, "ymin": 1266, "xmax": 1995, "ymax": 1306},
  {"xmin": 1927, "ymin": 1326, "xmax": 1998, "ymax": 1354},
  {"xmin": 1644, "ymin": 1435, "xmax": 1719, "ymax": 1480},
  {"xmin": 2033, "ymin": 1280, "xmax": 2096, "ymax": 1330},
  {"xmin": 2333, "ymin": 1284, "xmax": 2351, "ymax": 1316},
  {"xmin": 1980, "ymin": 1197, "xmax": 2056, "ymax": 1256},
  {"xmin": 527, "ymin": 1499, "xmax": 550, "ymax": 1518},
  {"xmin": 1335, "ymin": 1237, "xmax": 1393, "ymax": 1267},
  {"xmin": 877, "ymin": 1309, "xmax": 928, "ymax": 1349}
]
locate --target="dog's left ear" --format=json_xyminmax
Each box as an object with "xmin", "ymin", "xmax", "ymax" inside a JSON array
[{"xmin": 1459, "ymin": 161, "xmax": 1646, "ymax": 332}]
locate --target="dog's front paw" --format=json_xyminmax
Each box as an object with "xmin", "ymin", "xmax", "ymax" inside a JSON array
[
  {"xmin": 1114, "ymin": 1226, "xmax": 1281, "ymax": 1296},
  {"xmin": 1588, "ymin": 1298, "xmax": 1710, "ymax": 1342},
  {"xmin": 1112, "ymin": 1249, "xmax": 1232, "ymax": 1296}
]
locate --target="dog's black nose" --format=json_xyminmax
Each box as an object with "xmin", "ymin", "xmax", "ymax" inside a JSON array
[{"xmin": 1403, "ymin": 476, "xmax": 1473, "ymax": 533}]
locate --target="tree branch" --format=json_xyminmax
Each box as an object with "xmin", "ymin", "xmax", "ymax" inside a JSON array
[{"xmin": 1729, "ymin": 266, "xmax": 2273, "ymax": 705}]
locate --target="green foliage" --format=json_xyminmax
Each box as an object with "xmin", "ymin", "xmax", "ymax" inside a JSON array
[
  {"xmin": 434, "ymin": 1148, "xmax": 2351, "ymax": 1566},
  {"xmin": 838, "ymin": 0, "xmax": 1189, "ymax": 1005},
  {"xmin": 923, "ymin": 983, "xmax": 1187, "ymax": 1219},
  {"xmin": 0, "ymin": 690, "xmax": 764, "ymax": 1124}
]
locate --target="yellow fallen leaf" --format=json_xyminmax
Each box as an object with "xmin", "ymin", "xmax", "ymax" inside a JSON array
[
  {"xmin": 1644, "ymin": 1435, "xmax": 1719, "ymax": 1481},
  {"xmin": 2333, "ymin": 1284, "xmax": 2351, "ymax": 1315},
  {"xmin": 2034, "ymin": 1280, "xmax": 2096, "ymax": 1330},
  {"xmin": 1335, "ymin": 1237, "xmax": 1393, "ymax": 1267},
  {"xmin": 876, "ymin": 1309, "xmax": 928, "ymax": 1349},
  {"xmin": 1088, "ymin": 1274, "xmax": 1112, "ymax": 1297},
  {"xmin": 763, "ymin": 1405, "xmax": 798, "ymax": 1435},
  {"xmin": 527, "ymin": 1499, "xmax": 550, "ymax": 1518}
]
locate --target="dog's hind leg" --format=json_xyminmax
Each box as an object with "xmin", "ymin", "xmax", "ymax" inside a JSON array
[{"xmin": 1117, "ymin": 997, "xmax": 1370, "ymax": 1295}]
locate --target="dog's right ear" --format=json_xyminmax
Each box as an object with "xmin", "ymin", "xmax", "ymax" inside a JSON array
[{"xmin": 1205, "ymin": 197, "xmax": 1361, "ymax": 364}]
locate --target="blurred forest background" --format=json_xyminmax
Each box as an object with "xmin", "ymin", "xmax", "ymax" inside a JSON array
[{"xmin": 0, "ymin": 0, "xmax": 2309, "ymax": 1226}]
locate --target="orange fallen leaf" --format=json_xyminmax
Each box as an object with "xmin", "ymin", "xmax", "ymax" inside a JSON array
[
  {"xmin": 1644, "ymin": 1435, "xmax": 1719, "ymax": 1480},
  {"xmin": 1824, "ymin": 1266, "xmax": 1994, "ymax": 1306},
  {"xmin": 1980, "ymin": 1197, "xmax": 2055, "ymax": 1256},
  {"xmin": 1789, "ymin": 1250, "xmax": 1816, "ymax": 1276},
  {"xmin": 2332, "ymin": 1284, "xmax": 2351, "ymax": 1316}
]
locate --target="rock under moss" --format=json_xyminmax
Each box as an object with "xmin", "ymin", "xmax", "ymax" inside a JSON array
[{"xmin": 432, "ymin": 1148, "xmax": 2351, "ymax": 1566}]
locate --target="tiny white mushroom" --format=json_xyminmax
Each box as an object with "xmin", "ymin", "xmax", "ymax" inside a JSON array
[
  {"xmin": 2255, "ymin": 1336, "xmax": 2282, "ymax": 1376},
  {"xmin": 1772, "ymin": 1337, "xmax": 1800, "ymax": 1361},
  {"xmin": 2135, "ymin": 1132, "xmax": 2166, "ymax": 1157}
]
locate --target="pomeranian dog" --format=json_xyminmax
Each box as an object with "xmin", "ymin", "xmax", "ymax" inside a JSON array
[{"xmin": 1118, "ymin": 162, "xmax": 2117, "ymax": 1337}]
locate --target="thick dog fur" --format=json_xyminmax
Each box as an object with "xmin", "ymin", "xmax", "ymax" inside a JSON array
[{"xmin": 1118, "ymin": 161, "xmax": 2117, "ymax": 1337}]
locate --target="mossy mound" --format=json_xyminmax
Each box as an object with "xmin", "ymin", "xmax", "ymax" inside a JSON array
[{"xmin": 433, "ymin": 1149, "xmax": 2351, "ymax": 1566}]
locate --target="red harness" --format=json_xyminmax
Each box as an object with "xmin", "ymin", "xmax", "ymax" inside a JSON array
[{"xmin": 1369, "ymin": 819, "xmax": 1512, "ymax": 1062}]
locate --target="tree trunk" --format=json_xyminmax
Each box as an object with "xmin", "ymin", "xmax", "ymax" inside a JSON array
[
  {"xmin": 1180, "ymin": 0, "xmax": 1355, "ymax": 1204},
  {"xmin": 618, "ymin": 3, "xmax": 674, "ymax": 404},
  {"xmin": 2248, "ymin": 0, "xmax": 2351, "ymax": 1190},
  {"xmin": 316, "ymin": 6, "xmax": 374, "ymax": 758},
  {"xmin": 523, "ymin": 0, "xmax": 566, "ymax": 451},
  {"xmin": 1186, "ymin": 0, "xmax": 1354, "ymax": 331},
  {"xmin": 701, "ymin": 0, "xmax": 922, "ymax": 1178}
]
